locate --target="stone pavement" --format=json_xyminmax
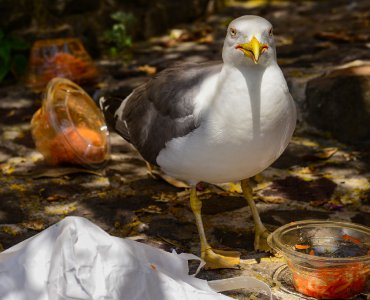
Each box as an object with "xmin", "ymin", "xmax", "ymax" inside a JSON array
[{"xmin": 0, "ymin": 1, "xmax": 369, "ymax": 299}]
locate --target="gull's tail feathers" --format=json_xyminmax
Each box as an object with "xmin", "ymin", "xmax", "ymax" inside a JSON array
[{"xmin": 99, "ymin": 96, "xmax": 131, "ymax": 142}]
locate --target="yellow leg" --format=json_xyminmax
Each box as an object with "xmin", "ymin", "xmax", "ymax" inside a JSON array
[
  {"xmin": 241, "ymin": 179, "xmax": 271, "ymax": 252},
  {"xmin": 189, "ymin": 187, "xmax": 240, "ymax": 269}
]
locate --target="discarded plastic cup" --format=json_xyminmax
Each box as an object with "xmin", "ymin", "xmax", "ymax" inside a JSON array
[
  {"xmin": 26, "ymin": 38, "xmax": 98, "ymax": 92},
  {"xmin": 268, "ymin": 220, "xmax": 370, "ymax": 299},
  {"xmin": 31, "ymin": 77, "xmax": 110, "ymax": 168}
]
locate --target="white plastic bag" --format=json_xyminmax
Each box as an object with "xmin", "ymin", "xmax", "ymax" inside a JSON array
[{"xmin": 0, "ymin": 217, "xmax": 271, "ymax": 300}]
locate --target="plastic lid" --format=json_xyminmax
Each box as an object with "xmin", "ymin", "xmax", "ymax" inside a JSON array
[{"xmin": 268, "ymin": 220, "xmax": 370, "ymax": 264}]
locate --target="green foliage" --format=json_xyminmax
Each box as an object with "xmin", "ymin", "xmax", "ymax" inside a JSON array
[
  {"xmin": 0, "ymin": 30, "xmax": 29, "ymax": 83},
  {"xmin": 104, "ymin": 11, "xmax": 135, "ymax": 59}
]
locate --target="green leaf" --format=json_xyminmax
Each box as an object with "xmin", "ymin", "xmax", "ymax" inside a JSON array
[
  {"xmin": 104, "ymin": 28, "xmax": 122, "ymax": 43},
  {"xmin": 104, "ymin": 11, "xmax": 135, "ymax": 58},
  {"xmin": 109, "ymin": 47, "xmax": 118, "ymax": 57},
  {"xmin": 11, "ymin": 54, "xmax": 28, "ymax": 77},
  {"xmin": 112, "ymin": 23, "xmax": 126, "ymax": 32},
  {"xmin": 0, "ymin": 57, "xmax": 10, "ymax": 82},
  {"xmin": 0, "ymin": 30, "xmax": 4, "ymax": 41},
  {"xmin": 0, "ymin": 65, "xmax": 9, "ymax": 82},
  {"xmin": 8, "ymin": 36, "xmax": 29, "ymax": 50},
  {"xmin": 0, "ymin": 43, "xmax": 11, "ymax": 81},
  {"xmin": 0, "ymin": 42, "xmax": 11, "ymax": 65},
  {"xmin": 111, "ymin": 11, "xmax": 132, "ymax": 23}
]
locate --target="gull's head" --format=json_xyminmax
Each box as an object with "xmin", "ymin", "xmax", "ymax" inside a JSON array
[{"xmin": 222, "ymin": 15, "xmax": 276, "ymax": 67}]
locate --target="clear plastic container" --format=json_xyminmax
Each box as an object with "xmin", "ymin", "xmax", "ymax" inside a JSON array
[
  {"xmin": 31, "ymin": 77, "xmax": 110, "ymax": 168},
  {"xmin": 268, "ymin": 220, "xmax": 370, "ymax": 299},
  {"xmin": 26, "ymin": 38, "xmax": 98, "ymax": 92}
]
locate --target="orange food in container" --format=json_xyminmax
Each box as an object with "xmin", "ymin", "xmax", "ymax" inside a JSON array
[
  {"xmin": 26, "ymin": 38, "xmax": 98, "ymax": 92},
  {"xmin": 31, "ymin": 77, "xmax": 110, "ymax": 168},
  {"xmin": 268, "ymin": 220, "xmax": 370, "ymax": 299}
]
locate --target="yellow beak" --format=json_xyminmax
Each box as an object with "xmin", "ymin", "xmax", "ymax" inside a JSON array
[{"xmin": 236, "ymin": 36, "xmax": 268, "ymax": 64}]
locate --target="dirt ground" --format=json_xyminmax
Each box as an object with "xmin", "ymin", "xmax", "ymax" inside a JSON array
[{"xmin": 0, "ymin": 1, "xmax": 369, "ymax": 299}]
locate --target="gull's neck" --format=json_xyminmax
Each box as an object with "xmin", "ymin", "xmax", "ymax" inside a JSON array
[
  {"xmin": 210, "ymin": 62, "xmax": 269, "ymax": 138},
  {"xmin": 219, "ymin": 62, "xmax": 267, "ymax": 83},
  {"xmin": 216, "ymin": 62, "xmax": 268, "ymax": 104}
]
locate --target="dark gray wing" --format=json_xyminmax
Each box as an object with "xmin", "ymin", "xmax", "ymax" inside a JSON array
[{"xmin": 101, "ymin": 61, "xmax": 222, "ymax": 165}]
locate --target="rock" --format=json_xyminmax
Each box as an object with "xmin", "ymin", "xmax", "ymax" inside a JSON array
[{"xmin": 305, "ymin": 64, "xmax": 370, "ymax": 144}]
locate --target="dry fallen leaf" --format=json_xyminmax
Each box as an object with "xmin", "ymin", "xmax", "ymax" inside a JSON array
[
  {"xmin": 10, "ymin": 184, "xmax": 27, "ymax": 192},
  {"xmin": 46, "ymin": 194, "xmax": 67, "ymax": 202},
  {"xmin": 257, "ymin": 193, "xmax": 287, "ymax": 204},
  {"xmin": 44, "ymin": 202, "xmax": 77, "ymax": 215},
  {"xmin": 137, "ymin": 64, "xmax": 157, "ymax": 76},
  {"xmin": 198, "ymin": 34, "xmax": 214, "ymax": 44},
  {"xmin": 315, "ymin": 31, "xmax": 352, "ymax": 43},
  {"xmin": 315, "ymin": 31, "xmax": 369, "ymax": 43},
  {"xmin": 153, "ymin": 192, "xmax": 177, "ymax": 202},
  {"xmin": 314, "ymin": 147, "xmax": 338, "ymax": 159},
  {"xmin": 137, "ymin": 205, "xmax": 162, "ymax": 214},
  {"xmin": 6, "ymin": 110, "xmax": 16, "ymax": 118},
  {"xmin": 169, "ymin": 29, "xmax": 188, "ymax": 40},
  {"xmin": 22, "ymin": 220, "xmax": 45, "ymax": 231},
  {"xmin": 150, "ymin": 169, "xmax": 189, "ymax": 188},
  {"xmin": 0, "ymin": 225, "xmax": 24, "ymax": 236},
  {"xmin": 309, "ymin": 200, "xmax": 328, "ymax": 207},
  {"xmin": 30, "ymin": 167, "xmax": 103, "ymax": 178},
  {"xmin": 216, "ymin": 182, "xmax": 242, "ymax": 194},
  {"xmin": 114, "ymin": 218, "xmax": 145, "ymax": 236}
]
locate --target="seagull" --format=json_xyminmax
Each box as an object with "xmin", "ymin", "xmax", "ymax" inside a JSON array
[{"xmin": 100, "ymin": 15, "xmax": 296, "ymax": 269}]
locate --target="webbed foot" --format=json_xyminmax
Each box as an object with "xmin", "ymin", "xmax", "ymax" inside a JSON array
[{"xmin": 202, "ymin": 247, "xmax": 240, "ymax": 269}]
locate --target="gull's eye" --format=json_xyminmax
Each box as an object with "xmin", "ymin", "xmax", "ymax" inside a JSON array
[
  {"xmin": 268, "ymin": 27, "xmax": 273, "ymax": 37},
  {"xmin": 230, "ymin": 28, "xmax": 237, "ymax": 38}
]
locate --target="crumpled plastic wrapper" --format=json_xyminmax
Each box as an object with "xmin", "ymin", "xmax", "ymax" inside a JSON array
[{"xmin": 0, "ymin": 217, "xmax": 272, "ymax": 300}]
